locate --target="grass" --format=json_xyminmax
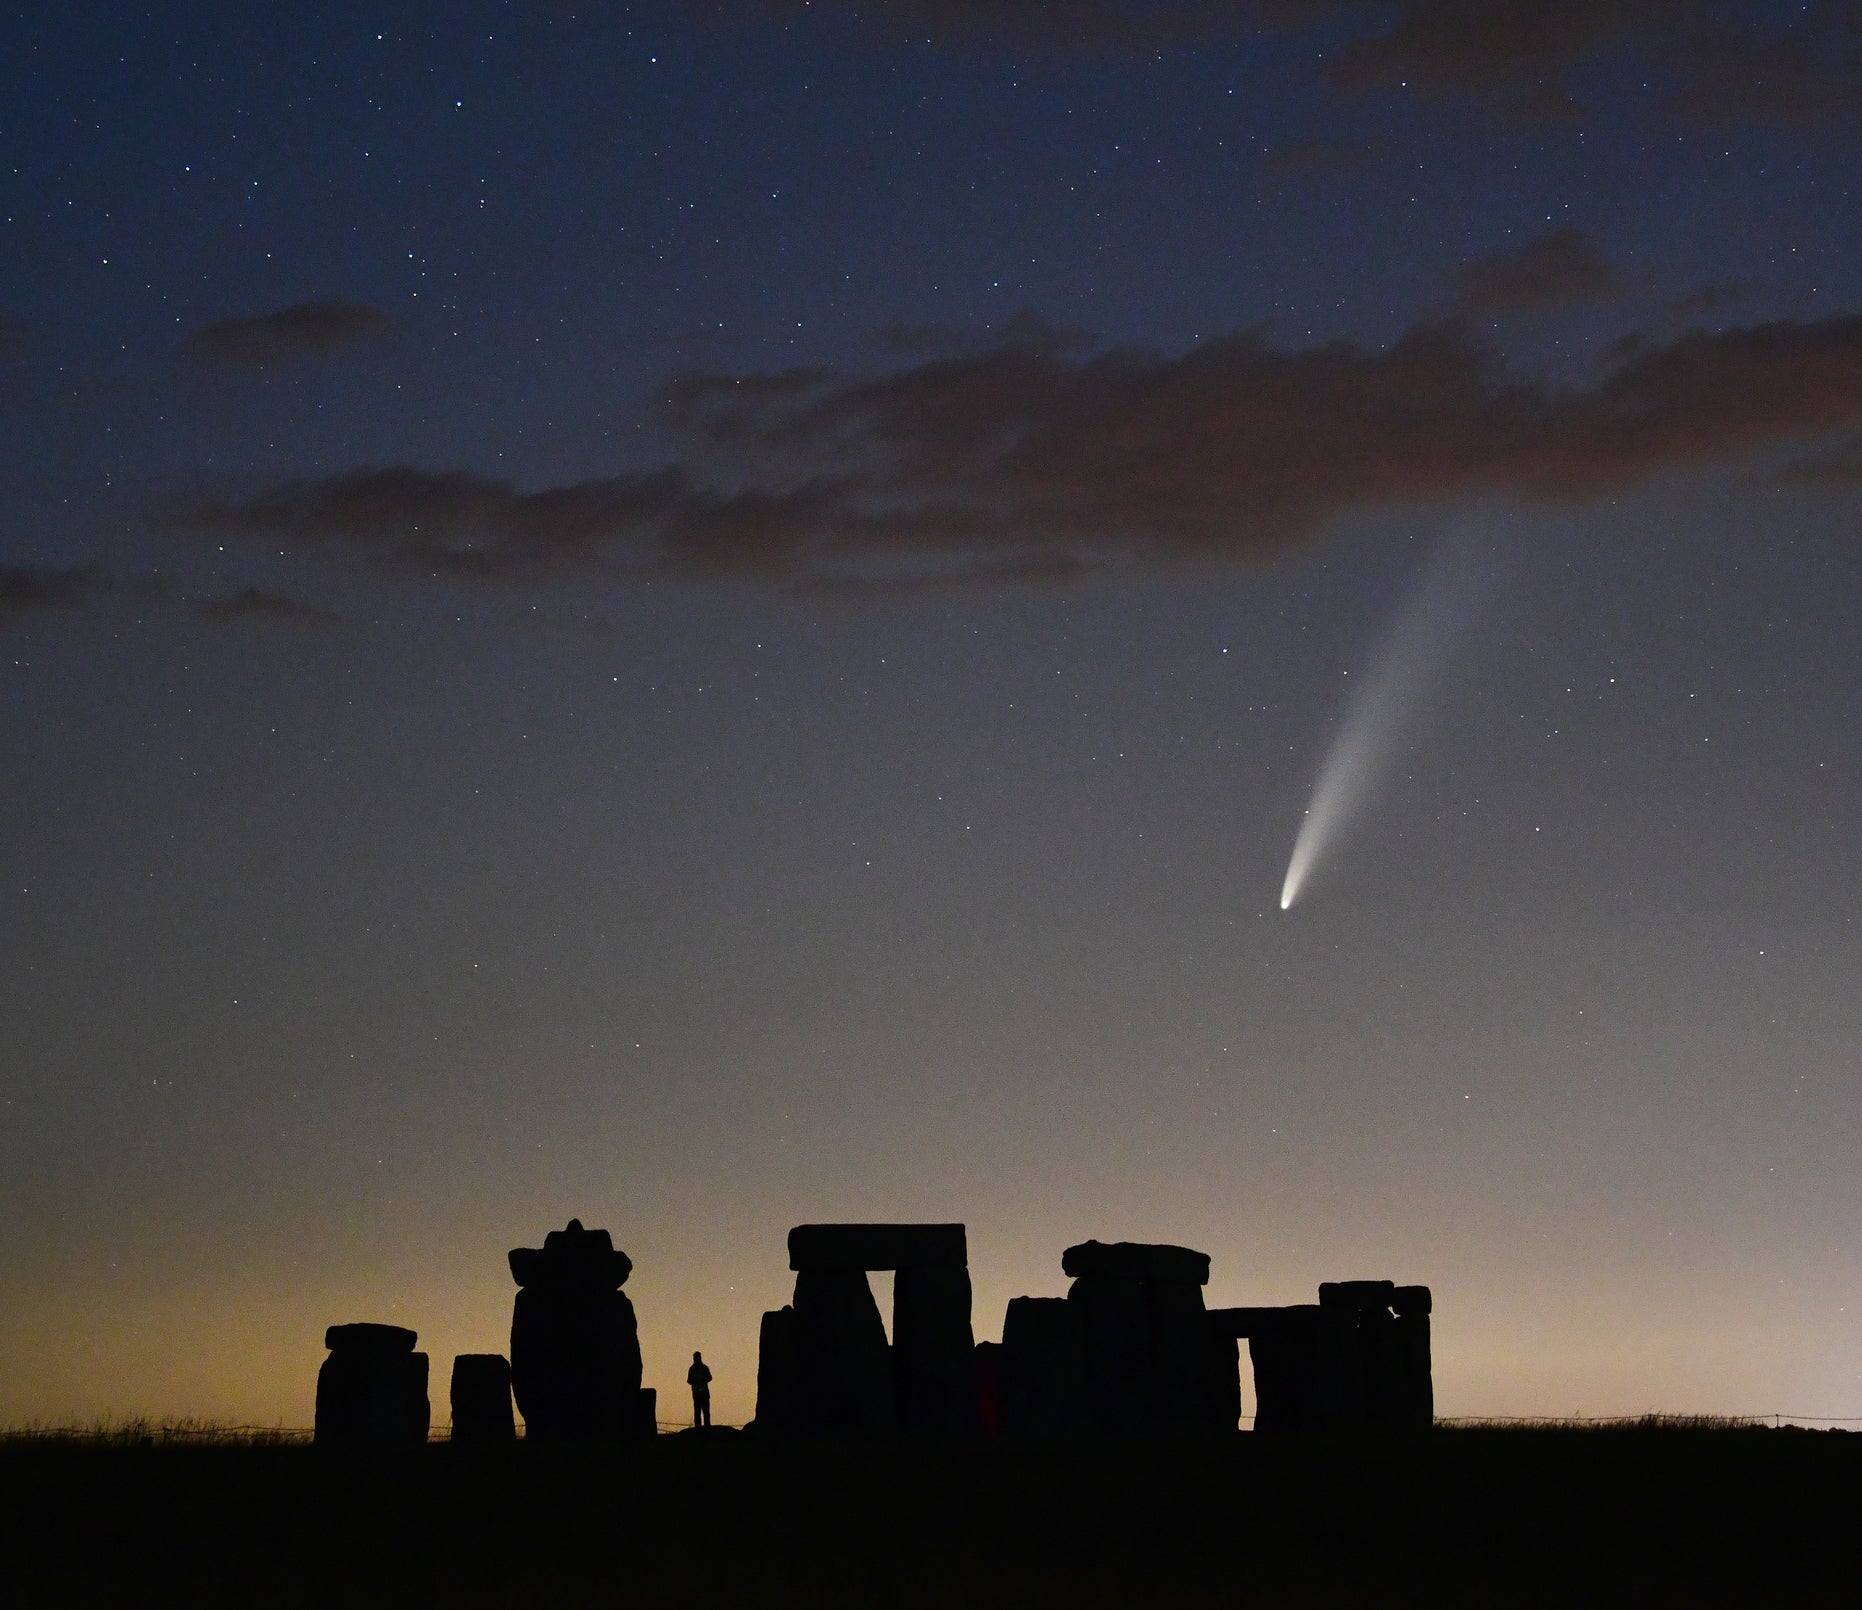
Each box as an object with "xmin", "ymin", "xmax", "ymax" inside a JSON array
[
  {"xmin": 0, "ymin": 1414, "xmax": 311, "ymax": 1448},
  {"xmin": 1, "ymin": 1421, "xmax": 1855, "ymax": 1606}
]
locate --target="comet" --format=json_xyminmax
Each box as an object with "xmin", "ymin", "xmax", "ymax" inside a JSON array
[{"xmin": 1279, "ymin": 531, "xmax": 1494, "ymax": 911}]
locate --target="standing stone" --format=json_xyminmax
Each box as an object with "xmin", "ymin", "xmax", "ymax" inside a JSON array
[
  {"xmin": 754, "ymin": 1306, "xmax": 801, "ymax": 1434},
  {"xmin": 998, "ymin": 1296, "xmax": 1087, "ymax": 1438},
  {"xmin": 1246, "ymin": 1305, "xmax": 1331, "ymax": 1434},
  {"xmin": 793, "ymin": 1266, "xmax": 893, "ymax": 1435},
  {"xmin": 508, "ymin": 1219, "xmax": 644, "ymax": 1441},
  {"xmin": 1062, "ymin": 1241, "xmax": 1212, "ymax": 1438},
  {"xmin": 771, "ymin": 1222, "xmax": 979, "ymax": 1438},
  {"xmin": 1144, "ymin": 1277, "xmax": 1217, "ymax": 1436},
  {"xmin": 316, "ymin": 1323, "xmax": 429, "ymax": 1447},
  {"xmin": 449, "ymin": 1353, "xmax": 515, "ymax": 1444},
  {"xmin": 1235, "ymin": 1282, "xmax": 1435, "ymax": 1434},
  {"xmin": 1393, "ymin": 1286, "xmax": 1434, "ymax": 1431},
  {"xmin": 973, "ymin": 1340, "xmax": 1002, "ymax": 1438},
  {"xmin": 893, "ymin": 1264, "xmax": 978, "ymax": 1436},
  {"xmin": 1067, "ymin": 1274, "xmax": 1152, "ymax": 1437},
  {"xmin": 1201, "ymin": 1325, "xmax": 1242, "ymax": 1437}
]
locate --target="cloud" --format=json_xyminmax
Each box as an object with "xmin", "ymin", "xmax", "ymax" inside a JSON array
[
  {"xmin": 1318, "ymin": 0, "xmax": 1676, "ymax": 107},
  {"xmin": 190, "ymin": 587, "xmax": 341, "ymax": 627},
  {"xmin": 1660, "ymin": 18, "xmax": 1862, "ymax": 125},
  {"xmin": 1778, "ymin": 434, "xmax": 1862, "ymax": 485},
  {"xmin": 167, "ymin": 310, "xmax": 1862, "ymax": 593},
  {"xmin": 185, "ymin": 302, "xmax": 389, "ymax": 369},
  {"xmin": 0, "ymin": 565, "xmax": 103, "ymax": 618},
  {"xmin": 693, "ymin": 2, "xmax": 1862, "ymax": 125},
  {"xmin": 1452, "ymin": 229, "xmax": 1632, "ymax": 317}
]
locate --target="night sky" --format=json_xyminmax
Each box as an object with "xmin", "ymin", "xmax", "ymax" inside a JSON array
[{"xmin": 4, "ymin": 1, "xmax": 1861, "ymax": 1430}]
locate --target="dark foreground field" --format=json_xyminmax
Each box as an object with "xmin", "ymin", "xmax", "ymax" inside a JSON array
[{"xmin": 3, "ymin": 1426, "xmax": 1856, "ymax": 1607}]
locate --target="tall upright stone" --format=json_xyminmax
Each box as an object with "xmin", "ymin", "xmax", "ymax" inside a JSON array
[
  {"xmin": 449, "ymin": 1353, "xmax": 515, "ymax": 1444},
  {"xmin": 754, "ymin": 1306, "xmax": 801, "ymax": 1434},
  {"xmin": 1393, "ymin": 1286, "xmax": 1434, "ymax": 1431},
  {"xmin": 1241, "ymin": 1305, "xmax": 1332, "ymax": 1433},
  {"xmin": 316, "ymin": 1323, "xmax": 430, "ymax": 1448},
  {"xmin": 758, "ymin": 1222, "xmax": 976, "ymax": 1438},
  {"xmin": 793, "ymin": 1266, "xmax": 894, "ymax": 1435},
  {"xmin": 998, "ymin": 1296, "xmax": 1087, "ymax": 1437},
  {"xmin": 893, "ymin": 1264, "xmax": 978, "ymax": 1436},
  {"xmin": 508, "ymin": 1219, "xmax": 644, "ymax": 1441}
]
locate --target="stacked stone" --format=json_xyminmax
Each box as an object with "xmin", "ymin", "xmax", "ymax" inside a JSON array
[
  {"xmin": 315, "ymin": 1323, "xmax": 430, "ymax": 1447},
  {"xmin": 1211, "ymin": 1280, "xmax": 1433, "ymax": 1434},
  {"xmin": 449, "ymin": 1353, "xmax": 516, "ymax": 1444},
  {"xmin": 753, "ymin": 1223, "xmax": 977, "ymax": 1437},
  {"xmin": 1063, "ymin": 1240, "xmax": 1233, "ymax": 1438},
  {"xmin": 1317, "ymin": 1280, "xmax": 1432, "ymax": 1432},
  {"xmin": 1211, "ymin": 1305, "xmax": 1332, "ymax": 1433},
  {"xmin": 508, "ymin": 1219, "xmax": 650, "ymax": 1441}
]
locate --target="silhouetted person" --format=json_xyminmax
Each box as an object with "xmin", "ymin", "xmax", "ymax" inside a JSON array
[{"xmin": 688, "ymin": 1350, "xmax": 713, "ymax": 1428}]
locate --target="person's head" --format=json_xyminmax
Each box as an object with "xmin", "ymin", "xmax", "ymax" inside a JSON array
[{"xmin": 693, "ymin": 1350, "xmax": 703, "ymax": 1362}]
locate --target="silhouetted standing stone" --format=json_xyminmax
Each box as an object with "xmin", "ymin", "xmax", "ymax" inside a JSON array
[
  {"xmin": 1239, "ymin": 1305, "xmax": 1332, "ymax": 1434},
  {"xmin": 1062, "ymin": 1240, "xmax": 1214, "ymax": 1438},
  {"xmin": 893, "ymin": 1264, "xmax": 979, "ymax": 1436},
  {"xmin": 316, "ymin": 1323, "xmax": 430, "ymax": 1447},
  {"xmin": 449, "ymin": 1354, "xmax": 515, "ymax": 1444},
  {"xmin": 998, "ymin": 1296, "xmax": 1087, "ymax": 1437},
  {"xmin": 508, "ymin": 1219, "xmax": 645, "ymax": 1441},
  {"xmin": 974, "ymin": 1340, "xmax": 1002, "ymax": 1438},
  {"xmin": 759, "ymin": 1223, "xmax": 978, "ymax": 1438},
  {"xmin": 759, "ymin": 1228, "xmax": 990, "ymax": 1436},
  {"xmin": 1215, "ymin": 1282, "xmax": 1434, "ymax": 1434},
  {"xmin": 754, "ymin": 1305, "xmax": 801, "ymax": 1434},
  {"xmin": 1203, "ymin": 1326, "xmax": 1242, "ymax": 1437},
  {"xmin": 1393, "ymin": 1286, "xmax": 1434, "ymax": 1430},
  {"xmin": 793, "ymin": 1266, "xmax": 894, "ymax": 1435},
  {"xmin": 1067, "ymin": 1273, "xmax": 1151, "ymax": 1436}
]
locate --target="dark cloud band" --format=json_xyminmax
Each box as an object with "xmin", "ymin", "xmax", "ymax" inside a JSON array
[
  {"xmin": 186, "ymin": 302, "xmax": 389, "ymax": 369},
  {"xmin": 170, "ymin": 308, "xmax": 1862, "ymax": 594},
  {"xmin": 0, "ymin": 565, "xmax": 102, "ymax": 617},
  {"xmin": 699, "ymin": 2, "xmax": 1862, "ymax": 124}
]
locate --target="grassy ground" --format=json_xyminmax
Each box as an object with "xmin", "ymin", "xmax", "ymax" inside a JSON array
[{"xmin": 2, "ymin": 1424, "xmax": 1855, "ymax": 1606}]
